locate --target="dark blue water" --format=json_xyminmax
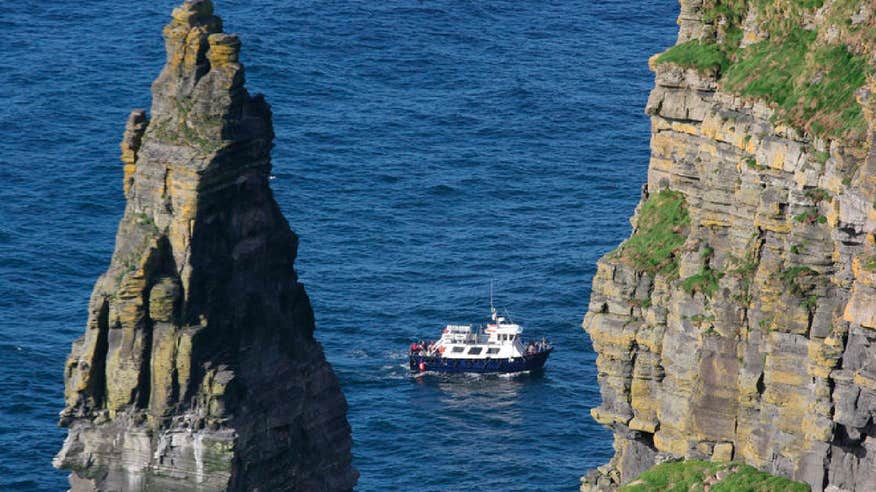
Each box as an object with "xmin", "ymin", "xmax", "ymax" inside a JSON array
[{"xmin": 0, "ymin": 1, "xmax": 678, "ymax": 490}]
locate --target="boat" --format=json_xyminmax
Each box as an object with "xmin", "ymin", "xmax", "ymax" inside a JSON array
[{"xmin": 409, "ymin": 301, "xmax": 553, "ymax": 375}]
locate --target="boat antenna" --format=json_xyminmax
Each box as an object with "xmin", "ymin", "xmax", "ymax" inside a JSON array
[{"xmin": 490, "ymin": 280, "xmax": 497, "ymax": 321}]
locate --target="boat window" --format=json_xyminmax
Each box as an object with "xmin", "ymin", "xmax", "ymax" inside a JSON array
[
  {"xmin": 452, "ymin": 346, "xmax": 464, "ymax": 353},
  {"xmin": 487, "ymin": 348, "xmax": 499, "ymax": 354},
  {"xmin": 468, "ymin": 347, "xmax": 483, "ymax": 355}
]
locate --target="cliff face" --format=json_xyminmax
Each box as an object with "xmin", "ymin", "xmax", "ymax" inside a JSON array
[
  {"xmin": 53, "ymin": 1, "xmax": 357, "ymax": 490},
  {"xmin": 582, "ymin": 1, "xmax": 875, "ymax": 491}
]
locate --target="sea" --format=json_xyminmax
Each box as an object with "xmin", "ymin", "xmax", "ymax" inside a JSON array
[{"xmin": 0, "ymin": 1, "xmax": 679, "ymax": 490}]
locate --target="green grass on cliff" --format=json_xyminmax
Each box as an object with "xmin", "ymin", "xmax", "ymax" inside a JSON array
[
  {"xmin": 617, "ymin": 190, "xmax": 689, "ymax": 276},
  {"xmin": 723, "ymin": 28, "xmax": 870, "ymax": 139},
  {"xmin": 682, "ymin": 267, "xmax": 724, "ymax": 298},
  {"xmin": 655, "ymin": 40, "xmax": 730, "ymax": 73},
  {"xmin": 622, "ymin": 460, "xmax": 810, "ymax": 492},
  {"xmin": 703, "ymin": 0, "xmax": 748, "ymax": 25},
  {"xmin": 654, "ymin": 0, "xmax": 873, "ymax": 141},
  {"xmin": 722, "ymin": 28, "xmax": 814, "ymax": 105}
]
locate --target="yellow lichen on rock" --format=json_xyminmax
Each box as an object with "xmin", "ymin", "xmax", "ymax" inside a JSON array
[
  {"xmin": 711, "ymin": 442, "xmax": 734, "ymax": 462},
  {"xmin": 207, "ymin": 34, "xmax": 240, "ymax": 67},
  {"xmin": 55, "ymin": 2, "xmax": 358, "ymax": 490},
  {"xmin": 581, "ymin": 2, "xmax": 876, "ymax": 491}
]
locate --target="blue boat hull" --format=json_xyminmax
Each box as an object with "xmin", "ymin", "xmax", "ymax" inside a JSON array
[{"xmin": 409, "ymin": 348, "xmax": 552, "ymax": 374}]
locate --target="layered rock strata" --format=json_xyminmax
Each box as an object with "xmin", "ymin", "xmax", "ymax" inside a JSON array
[
  {"xmin": 581, "ymin": 1, "xmax": 875, "ymax": 491},
  {"xmin": 54, "ymin": 2, "xmax": 357, "ymax": 490}
]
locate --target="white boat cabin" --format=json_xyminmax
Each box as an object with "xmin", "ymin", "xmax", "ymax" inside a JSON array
[{"xmin": 434, "ymin": 309, "xmax": 527, "ymax": 359}]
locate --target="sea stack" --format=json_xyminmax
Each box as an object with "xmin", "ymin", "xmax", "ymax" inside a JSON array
[
  {"xmin": 54, "ymin": 1, "xmax": 357, "ymax": 490},
  {"xmin": 581, "ymin": 1, "xmax": 875, "ymax": 491}
]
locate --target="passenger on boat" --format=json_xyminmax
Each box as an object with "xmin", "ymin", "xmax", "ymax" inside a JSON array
[{"xmin": 411, "ymin": 341, "xmax": 427, "ymax": 355}]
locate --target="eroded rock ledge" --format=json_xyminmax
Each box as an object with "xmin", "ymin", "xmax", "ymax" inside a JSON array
[
  {"xmin": 54, "ymin": 2, "xmax": 357, "ymax": 490},
  {"xmin": 581, "ymin": 1, "xmax": 875, "ymax": 491}
]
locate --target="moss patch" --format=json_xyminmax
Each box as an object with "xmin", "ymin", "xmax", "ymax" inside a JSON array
[
  {"xmin": 622, "ymin": 460, "xmax": 810, "ymax": 492},
  {"xmin": 778, "ymin": 265, "xmax": 817, "ymax": 296},
  {"xmin": 657, "ymin": 0, "xmax": 873, "ymax": 142},
  {"xmin": 723, "ymin": 28, "xmax": 870, "ymax": 140},
  {"xmin": 728, "ymin": 245, "xmax": 759, "ymax": 304},
  {"xmin": 682, "ymin": 267, "xmax": 724, "ymax": 298},
  {"xmin": 682, "ymin": 245, "xmax": 724, "ymax": 298},
  {"xmin": 656, "ymin": 40, "xmax": 730, "ymax": 73},
  {"xmin": 616, "ymin": 190, "xmax": 690, "ymax": 276}
]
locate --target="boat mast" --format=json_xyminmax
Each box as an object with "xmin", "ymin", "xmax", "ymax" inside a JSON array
[{"xmin": 490, "ymin": 279, "xmax": 497, "ymax": 321}]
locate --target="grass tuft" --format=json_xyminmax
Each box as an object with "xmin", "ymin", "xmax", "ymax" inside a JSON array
[
  {"xmin": 616, "ymin": 190, "xmax": 690, "ymax": 276},
  {"xmin": 656, "ymin": 40, "xmax": 730, "ymax": 73},
  {"xmin": 721, "ymin": 27, "xmax": 871, "ymax": 140},
  {"xmin": 622, "ymin": 460, "xmax": 810, "ymax": 492},
  {"xmin": 779, "ymin": 265, "xmax": 816, "ymax": 296},
  {"xmin": 655, "ymin": 0, "xmax": 873, "ymax": 142},
  {"xmin": 682, "ymin": 267, "xmax": 724, "ymax": 298}
]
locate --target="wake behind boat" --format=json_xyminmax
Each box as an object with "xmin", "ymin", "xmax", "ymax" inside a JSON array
[{"xmin": 409, "ymin": 303, "xmax": 552, "ymax": 375}]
